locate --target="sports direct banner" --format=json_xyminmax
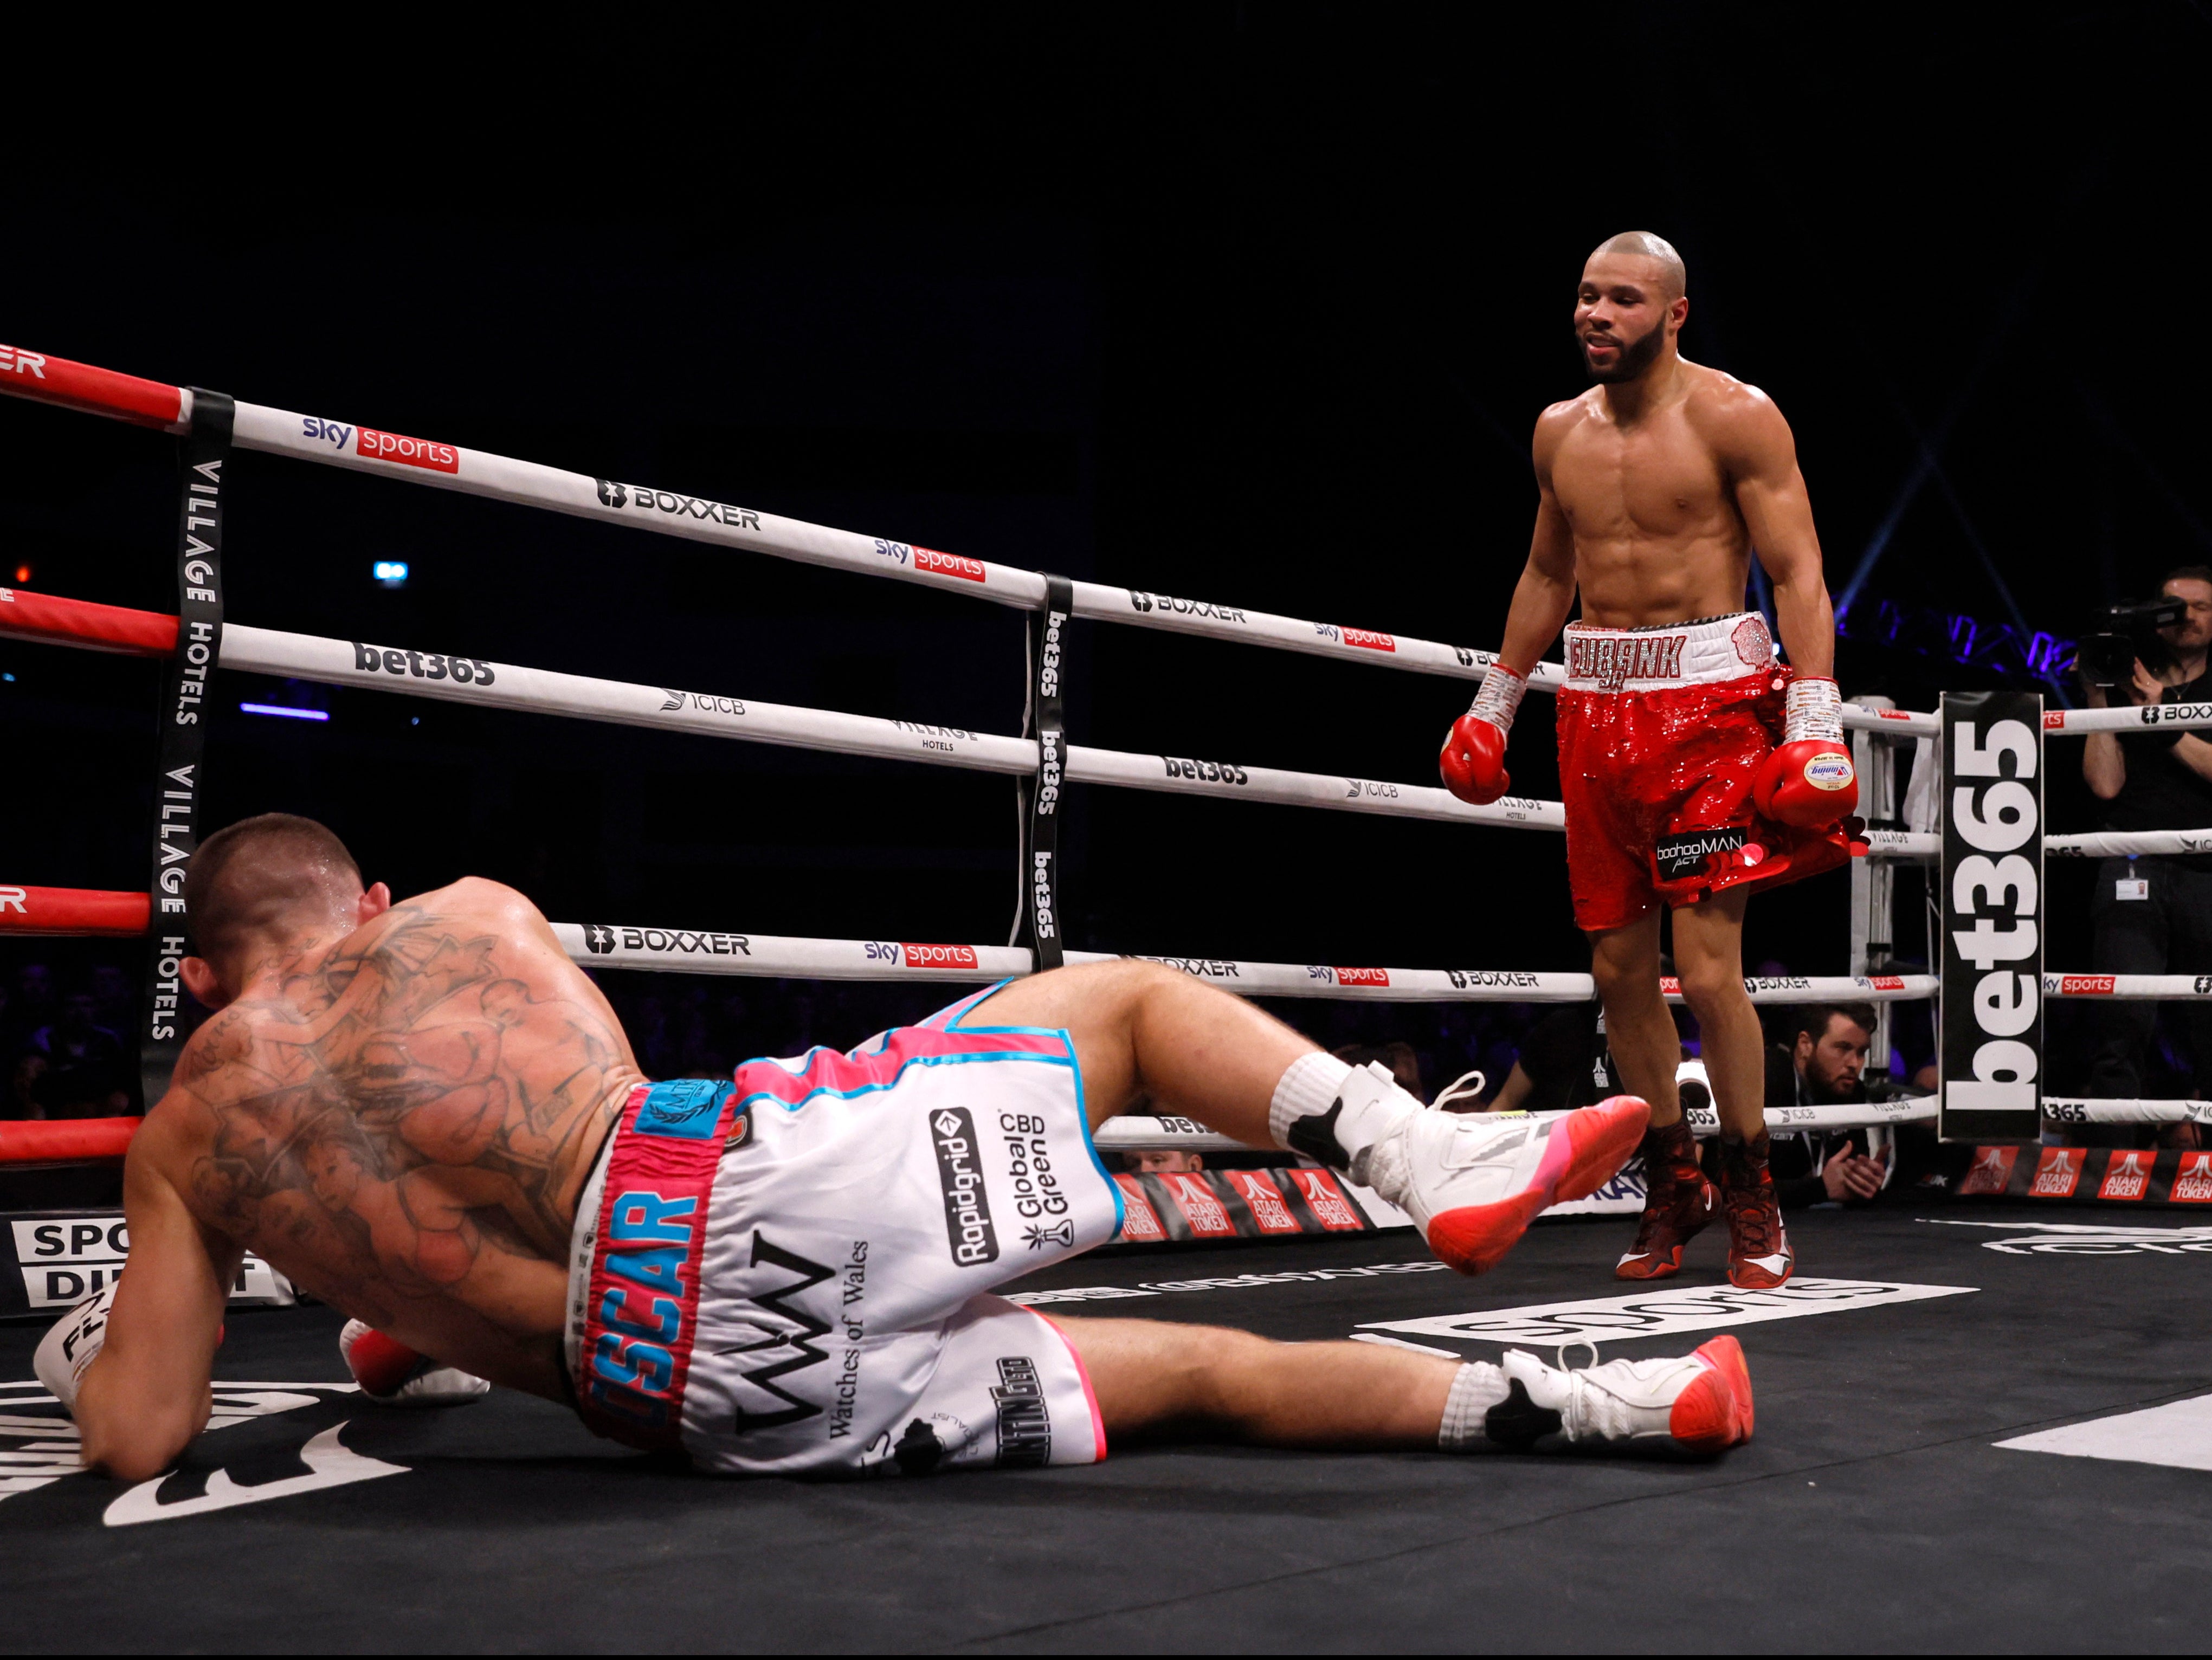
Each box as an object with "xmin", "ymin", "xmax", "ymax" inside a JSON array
[
  {"xmin": 1939, "ymin": 690, "xmax": 2044, "ymax": 1143},
  {"xmin": 0, "ymin": 1210, "xmax": 294, "ymax": 1319}
]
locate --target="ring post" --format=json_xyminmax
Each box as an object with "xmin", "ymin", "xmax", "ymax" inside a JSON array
[
  {"xmin": 1850, "ymin": 694, "xmax": 1898, "ymax": 1082},
  {"xmin": 1015, "ymin": 576, "xmax": 1072, "ymax": 971},
  {"xmin": 1937, "ymin": 689, "xmax": 2043, "ymax": 1143},
  {"xmin": 140, "ymin": 390, "xmax": 234, "ymax": 1110}
]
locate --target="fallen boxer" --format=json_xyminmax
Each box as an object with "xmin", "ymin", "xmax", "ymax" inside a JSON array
[
  {"xmin": 39, "ymin": 813, "xmax": 1751, "ymax": 1481},
  {"xmin": 1440, "ymin": 231, "xmax": 1859, "ymax": 1289}
]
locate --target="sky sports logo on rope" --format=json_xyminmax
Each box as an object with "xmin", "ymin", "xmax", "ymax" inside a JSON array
[
  {"xmin": 1315, "ymin": 623, "xmax": 1397, "ymax": 653},
  {"xmin": 300, "ymin": 416, "xmax": 458, "ymax": 474},
  {"xmin": 1940, "ymin": 692, "xmax": 2043, "ymax": 1139},
  {"xmin": 873, "ymin": 539, "xmax": 988, "ymax": 582}
]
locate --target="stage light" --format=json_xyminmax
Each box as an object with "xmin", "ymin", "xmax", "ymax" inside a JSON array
[{"xmin": 240, "ymin": 703, "xmax": 330, "ymax": 721}]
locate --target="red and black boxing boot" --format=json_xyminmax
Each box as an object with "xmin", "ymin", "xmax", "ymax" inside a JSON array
[
  {"xmin": 1615, "ymin": 1115, "xmax": 1716, "ymax": 1282},
  {"xmin": 1719, "ymin": 1131, "xmax": 1795, "ymax": 1290}
]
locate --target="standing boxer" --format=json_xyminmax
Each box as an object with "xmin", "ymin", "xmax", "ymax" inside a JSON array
[{"xmin": 1439, "ymin": 232, "xmax": 1859, "ymax": 1288}]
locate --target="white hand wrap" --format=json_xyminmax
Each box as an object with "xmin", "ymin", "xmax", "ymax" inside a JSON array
[
  {"xmin": 34, "ymin": 1284, "xmax": 116, "ymax": 1415},
  {"xmin": 1465, "ymin": 663, "xmax": 1528, "ymax": 734},
  {"xmin": 1782, "ymin": 676, "xmax": 1844, "ymax": 745}
]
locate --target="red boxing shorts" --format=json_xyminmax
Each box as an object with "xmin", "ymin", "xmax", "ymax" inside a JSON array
[{"xmin": 1556, "ymin": 612, "xmax": 1852, "ymax": 933}]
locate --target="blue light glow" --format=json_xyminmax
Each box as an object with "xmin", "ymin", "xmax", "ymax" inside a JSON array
[
  {"xmin": 373, "ymin": 560, "xmax": 409, "ymax": 585},
  {"xmin": 241, "ymin": 703, "xmax": 330, "ymax": 722}
]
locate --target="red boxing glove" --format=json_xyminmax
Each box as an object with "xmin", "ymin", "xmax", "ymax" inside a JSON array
[
  {"xmin": 1439, "ymin": 664, "xmax": 1527, "ymax": 806},
  {"xmin": 340, "ymin": 1319, "xmax": 492, "ymax": 1407},
  {"xmin": 1754, "ymin": 676, "xmax": 1858, "ymax": 828},
  {"xmin": 1441, "ymin": 713, "xmax": 1511, "ymax": 805}
]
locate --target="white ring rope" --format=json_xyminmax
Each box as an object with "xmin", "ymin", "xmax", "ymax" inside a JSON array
[
  {"xmin": 0, "ymin": 359, "xmax": 1938, "ymax": 728},
  {"xmin": 2041, "ymin": 973, "xmax": 2212, "ymax": 999},
  {"xmin": 2043, "ymin": 703, "xmax": 2212, "ymax": 734},
  {"xmin": 221, "ymin": 623, "xmax": 1564, "ymax": 832},
  {"xmin": 1098, "ymin": 1095, "xmax": 2207, "ymax": 1150},
  {"xmin": 216, "ymin": 399, "xmax": 1949, "ymax": 729},
  {"xmin": 1841, "ymin": 829, "xmax": 2212, "ymax": 862},
  {"xmin": 544, "ymin": 921, "xmax": 1938, "ymax": 1002},
  {"xmin": 2045, "ymin": 830, "xmax": 2212, "ymax": 858}
]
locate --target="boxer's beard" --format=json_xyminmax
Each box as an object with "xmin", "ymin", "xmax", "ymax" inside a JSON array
[{"xmin": 1579, "ymin": 318, "xmax": 1667, "ymax": 383}]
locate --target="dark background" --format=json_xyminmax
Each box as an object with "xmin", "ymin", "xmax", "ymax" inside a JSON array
[{"xmin": 1, "ymin": 5, "xmax": 2203, "ymax": 1101}]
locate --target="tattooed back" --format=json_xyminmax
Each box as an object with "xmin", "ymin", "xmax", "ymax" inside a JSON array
[{"xmin": 137, "ymin": 879, "xmax": 645, "ymax": 1401}]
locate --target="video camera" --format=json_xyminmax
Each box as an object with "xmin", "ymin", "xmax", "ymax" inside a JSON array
[{"xmin": 2075, "ymin": 597, "xmax": 2185, "ymax": 688}]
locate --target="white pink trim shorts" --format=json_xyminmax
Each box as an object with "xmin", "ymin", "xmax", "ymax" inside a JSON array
[{"xmin": 565, "ymin": 986, "xmax": 1120, "ymax": 1477}]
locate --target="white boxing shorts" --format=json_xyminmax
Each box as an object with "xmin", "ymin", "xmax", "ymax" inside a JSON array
[{"xmin": 563, "ymin": 985, "xmax": 1121, "ymax": 1477}]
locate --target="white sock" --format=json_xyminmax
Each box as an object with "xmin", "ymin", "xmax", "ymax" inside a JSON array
[
  {"xmin": 1268, "ymin": 1054, "xmax": 1423, "ymax": 1193},
  {"xmin": 1437, "ymin": 1360, "xmax": 1511, "ymax": 1451},
  {"xmin": 1267, "ymin": 1051, "xmax": 1353, "ymax": 1149}
]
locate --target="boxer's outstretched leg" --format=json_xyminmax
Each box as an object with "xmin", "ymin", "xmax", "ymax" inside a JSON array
[
  {"xmin": 978, "ymin": 961, "xmax": 1647, "ymax": 1275},
  {"xmin": 975, "ymin": 958, "xmax": 1311, "ymax": 1143},
  {"xmin": 1052, "ymin": 1315, "xmax": 1753, "ymax": 1456},
  {"xmin": 1594, "ymin": 911, "xmax": 1717, "ymax": 1283}
]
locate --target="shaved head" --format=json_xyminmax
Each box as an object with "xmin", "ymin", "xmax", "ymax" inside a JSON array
[
  {"xmin": 1590, "ymin": 231, "xmax": 1686, "ymax": 302},
  {"xmin": 184, "ymin": 812, "xmax": 363, "ymax": 982}
]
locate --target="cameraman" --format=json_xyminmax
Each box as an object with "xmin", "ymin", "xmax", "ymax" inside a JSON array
[{"xmin": 2081, "ymin": 565, "xmax": 2212, "ymax": 1132}]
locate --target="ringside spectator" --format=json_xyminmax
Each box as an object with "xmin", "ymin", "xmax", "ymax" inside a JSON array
[
  {"xmin": 2081, "ymin": 565, "xmax": 2212, "ymax": 1145},
  {"xmin": 1761, "ymin": 1003, "xmax": 1889, "ymax": 1208}
]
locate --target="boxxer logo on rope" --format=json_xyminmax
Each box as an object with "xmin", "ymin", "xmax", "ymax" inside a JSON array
[
  {"xmin": 931, "ymin": 1108, "xmax": 999, "ymax": 1265},
  {"xmin": 585, "ymin": 926, "xmax": 751, "ymax": 959},
  {"xmin": 1447, "ymin": 970, "xmax": 1542, "ymax": 990},
  {"xmin": 594, "ymin": 479, "xmax": 763, "ymax": 531},
  {"xmin": 351, "ymin": 643, "xmax": 496, "ymax": 687},
  {"xmin": 1128, "ymin": 591, "xmax": 1248, "ymax": 624}
]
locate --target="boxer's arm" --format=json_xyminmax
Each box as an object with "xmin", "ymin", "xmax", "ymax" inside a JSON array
[
  {"xmin": 75, "ymin": 1124, "xmax": 240, "ymax": 1481},
  {"xmin": 1720, "ymin": 392, "xmax": 1834, "ymax": 679},
  {"xmin": 1497, "ymin": 415, "xmax": 1582, "ymax": 675}
]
